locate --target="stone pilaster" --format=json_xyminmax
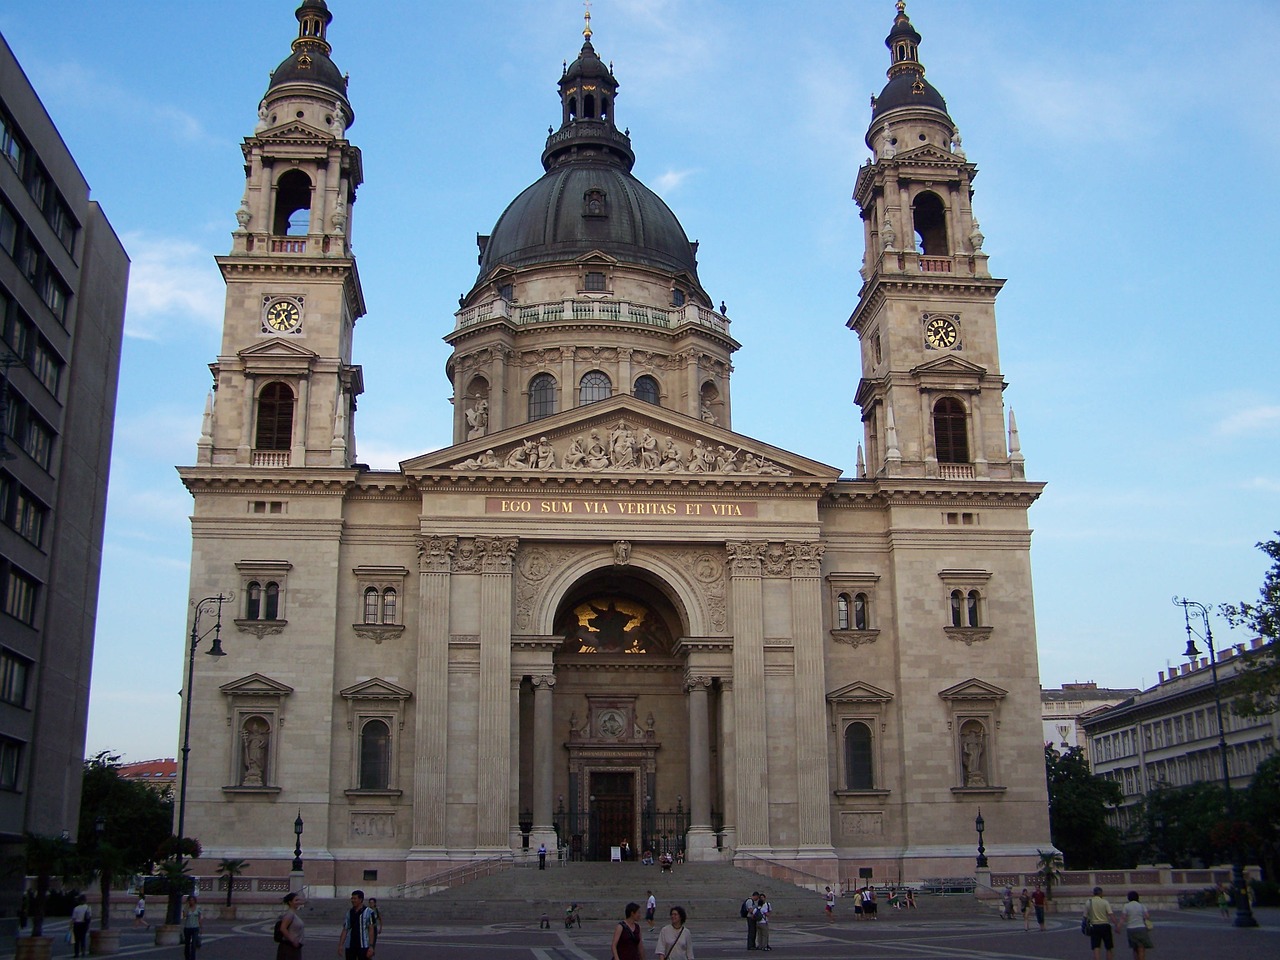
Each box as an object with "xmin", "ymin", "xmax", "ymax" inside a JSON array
[
  {"xmin": 532, "ymin": 674, "xmax": 556, "ymax": 832},
  {"xmin": 719, "ymin": 677, "xmax": 737, "ymax": 853},
  {"xmin": 788, "ymin": 540, "xmax": 836, "ymax": 854},
  {"xmin": 411, "ymin": 535, "xmax": 455, "ymax": 852},
  {"xmin": 726, "ymin": 540, "xmax": 769, "ymax": 850},
  {"xmin": 478, "ymin": 536, "xmax": 518, "ymax": 849}
]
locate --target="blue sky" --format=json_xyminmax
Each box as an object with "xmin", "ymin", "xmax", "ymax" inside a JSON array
[{"xmin": 2, "ymin": 0, "xmax": 1277, "ymax": 763}]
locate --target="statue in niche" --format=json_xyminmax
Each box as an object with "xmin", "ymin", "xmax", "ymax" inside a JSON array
[
  {"xmin": 961, "ymin": 723, "xmax": 988, "ymax": 787},
  {"xmin": 465, "ymin": 399, "xmax": 488, "ymax": 439},
  {"xmin": 241, "ymin": 716, "xmax": 270, "ymax": 787},
  {"xmin": 700, "ymin": 400, "xmax": 718, "ymax": 425},
  {"xmin": 614, "ymin": 540, "xmax": 631, "ymax": 566}
]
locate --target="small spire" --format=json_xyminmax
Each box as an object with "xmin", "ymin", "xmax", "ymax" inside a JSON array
[
  {"xmin": 885, "ymin": 403, "xmax": 901, "ymax": 462},
  {"xmin": 1008, "ymin": 409, "xmax": 1024, "ymax": 462},
  {"xmin": 583, "ymin": 0, "xmax": 593, "ymax": 40},
  {"xmin": 856, "ymin": 443, "xmax": 866, "ymax": 478}
]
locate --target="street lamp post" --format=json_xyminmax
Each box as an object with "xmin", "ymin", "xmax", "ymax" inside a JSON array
[
  {"xmin": 1174, "ymin": 596, "xmax": 1259, "ymax": 928},
  {"xmin": 975, "ymin": 809, "xmax": 988, "ymax": 869},
  {"xmin": 172, "ymin": 594, "xmax": 229, "ymax": 923},
  {"xmin": 292, "ymin": 812, "xmax": 304, "ymax": 872}
]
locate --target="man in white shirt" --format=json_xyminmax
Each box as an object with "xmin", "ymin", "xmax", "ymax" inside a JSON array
[{"xmin": 70, "ymin": 895, "xmax": 92, "ymax": 958}]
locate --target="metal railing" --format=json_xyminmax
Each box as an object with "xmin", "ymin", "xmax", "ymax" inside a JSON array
[
  {"xmin": 735, "ymin": 852, "xmax": 838, "ymax": 892},
  {"xmin": 393, "ymin": 855, "xmax": 514, "ymax": 898}
]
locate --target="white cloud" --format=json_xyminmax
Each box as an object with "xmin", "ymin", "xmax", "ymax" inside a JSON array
[
  {"xmin": 652, "ymin": 168, "xmax": 696, "ymax": 195},
  {"xmin": 1238, "ymin": 476, "xmax": 1280, "ymax": 494},
  {"xmin": 122, "ymin": 233, "xmax": 224, "ymax": 339},
  {"xmin": 1214, "ymin": 405, "xmax": 1280, "ymax": 437}
]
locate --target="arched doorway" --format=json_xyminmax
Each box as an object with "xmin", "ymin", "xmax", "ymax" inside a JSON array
[{"xmin": 537, "ymin": 570, "xmax": 691, "ymax": 860}]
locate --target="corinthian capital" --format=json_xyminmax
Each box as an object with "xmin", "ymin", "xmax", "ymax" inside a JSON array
[
  {"xmin": 417, "ymin": 535, "xmax": 457, "ymax": 573},
  {"xmin": 725, "ymin": 540, "xmax": 767, "ymax": 577},
  {"xmin": 478, "ymin": 536, "xmax": 519, "ymax": 573},
  {"xmin": 786, "ymin": 540, "xmax": 826, "ymax": 577}
]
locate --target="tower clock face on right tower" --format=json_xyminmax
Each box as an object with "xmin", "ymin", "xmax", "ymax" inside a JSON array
[
  {"xmin": 264, "ymin": 298, "xmax": 302, "ymax": 333},
  {"xmin": 924, "ymin": 315, "xmax": 957, "ymax": 349}
]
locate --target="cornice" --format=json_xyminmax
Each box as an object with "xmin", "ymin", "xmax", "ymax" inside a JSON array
[
  {"xmin": 823, "ymin": 479, "xmax": 1044, "ymax": 508},
  {"xmin": 179, "ymin": 467, "xmax": 359, "ymax": 495},
  {"xmin": 411, "ymin": 472, "xmax": 836, "ymax": 498},
  {"xmin": 848, "ymin": 274, "xmax": 1006, "ymax": 332},
  {"xmin": 215, "ymin": 257, "xmax": 357, "ymax": 281},
  {"xmin": 445, "ymin": 316, "xmax": 740, "ymax": 354}
]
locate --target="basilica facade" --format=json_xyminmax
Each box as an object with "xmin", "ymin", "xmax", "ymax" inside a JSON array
[{"xmin": 179, "ymin": 0, "xmax": 1051, "ymax": 893}]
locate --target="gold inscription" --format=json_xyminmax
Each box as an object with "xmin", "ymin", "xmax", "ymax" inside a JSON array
[{"xmin": 486, "ymin": 497, "xmax": 756, "ymax": 519}]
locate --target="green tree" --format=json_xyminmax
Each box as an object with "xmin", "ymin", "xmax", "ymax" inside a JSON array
[
  {"xmin": 1220, "ymin": 533, "xmax": 1280, "ymax": 716},
  {"xmin": 1139, "ymin": 781, "xmax": 1228, "ymax": 867},
  {"xmin": 1244, "ymin": 754, "xmax": 1280, "ymax": 880},
  {"xmin": 1044, "ymin": 745, "xmax": 1124, "ymax": 868},
  {"xmin": 216, "ymin": 858, "xmax": 249, "ymax": 907},
  {"xmin": 1035, "ymin": 848, "xmax": 1064, "ymax": 900},
  {"xmin": 24, "ymin": 833, "xmax": 74, "ymax": 938}
]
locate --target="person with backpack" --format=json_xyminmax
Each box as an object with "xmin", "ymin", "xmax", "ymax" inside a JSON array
[
  {"xmin": 743, "ymin": 890, "xmax": 760, "ymax": 949},
  {"xmin": 754, "ymin": 894, "xmax": 772, "ymax": 951},
  {"xmin": 275, "ymin": 892, "xmax": 304, "ymax": 959}
]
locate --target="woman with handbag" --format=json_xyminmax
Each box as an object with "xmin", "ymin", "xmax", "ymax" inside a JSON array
[
  {"xmin": 655, "ymin": 905, "xmax": 693, "ymax": 960},
  {"xmin": 181, "ymin": 894, "xmax": 202, "ymax": 960},
  {"xmin": 1119, "ymin": 891, "xmax": 1153, "ymax": 960}
]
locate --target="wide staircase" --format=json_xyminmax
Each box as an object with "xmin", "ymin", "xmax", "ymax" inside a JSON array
[{"xmin": 305, "ymin": 862, "xmax": 986, "ymax": 925}]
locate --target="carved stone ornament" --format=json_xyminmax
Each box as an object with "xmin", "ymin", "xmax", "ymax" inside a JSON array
[
  {"xmin": 353, "ymin": 624, "xmax": 406, "ymax": 644},
  {"xmin": 452, "ymin": 418, "xmax": 791, "ymax": 476},
  {"xmin": 671, "ymin": 548, "xmax": 726, "ymax": 633},
  {"xmin": 945, "ymin": 626, "xmax": 993, "ymax": 646},
  {"xmin": 725, "ymin": 541, "xmax": 767, "ymax": 577},
  {"xmin": 235, "ymin": 619, "xmax": 287, "ymax": 639},
  {"xmin": 831, "ymin": 629, "xmax": 879, "ymax": 649},
  {"xmin": 452, "ymin": 539, "xmax": 481, "ymax": 573},
  {"xmin": 417, "ymin": 535, "xmax": 457, "ymax": 573},
  {"xmin": 515, "ymin": 546, "xmax": 575, "ymax": 631},
  {"xmin": 478, "ymin": 536, "xmax": 518, "ymax": 573},
  {"xmin": 787, "ymin": 540, "xmax": 825, "ymax": 577},
  {"xmin": 614, "ymin": 540, "xmax": 632, "ymax": 565}
]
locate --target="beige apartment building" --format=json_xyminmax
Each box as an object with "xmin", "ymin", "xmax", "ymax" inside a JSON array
[{"xmin": 177, "ymin": 1, "xmax": 1051, "ymax": 893}]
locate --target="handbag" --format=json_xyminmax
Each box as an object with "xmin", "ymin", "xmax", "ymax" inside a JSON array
[{"xmin": 1081, "ymin": 916, "xmax": 1091, "ymax": 935}]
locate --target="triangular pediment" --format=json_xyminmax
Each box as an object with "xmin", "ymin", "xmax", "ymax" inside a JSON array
[
  {"xmin": 910, "ymin": 354, "xmax": 988, "ymax": 378},
  {"xmin": 239, "ymin": 338, "xmax": 319, "ymax": 361},
  {"xmin": 403, "ymin": 394, "xmax": 840, "ymax": 482},
  {"xmin": 939, "ymin": 677, "xmax": 1008, "ymax": 701},
  {"xmin": 340, "ymin": 677, "xmax": 413, "ymax": 701},
  {"xmin": 257, "ymin": 121, "xmax": 332, "ymax": 144},
  {"xmin": 895, "ymin": 143, "xmax": 964, "ymax": 165},
  {"xmin": 574, "ymin": 250, "xmax": 620, "ymax": 266},
  {"xmin": 827, "ymin": 680, "xmax": 895, "ymax": 704},
  {"xmin": 220, "ymin": 673, "xmax": 294, "ymax": 697}
]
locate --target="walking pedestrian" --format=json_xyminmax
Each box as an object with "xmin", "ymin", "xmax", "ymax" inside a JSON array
[
  {"xmin": 655, "ymin": 905, "xmax": 693, "ymax": 960},
  {"xmin": 744, "ymin": 890, "xmax": 759, "ymax": 949},
  {"xmin": 275, "ymin": 891, "xmax": 305, "ymax": 960},
  {"xmin": 1020, "ymin": 888, "xmax": 1031, "ymax": 930},
  {"xmin": 1082, "ymin": 886, "xmax": 1117, "ymax": 960},
  {"xmin": 611, "ymin": 901, "xmax": 643, "ymax": 960},
  {"xmin": 70, "ymin": 895, "xmax": 91, "ymax": 958},
  {"xmin": 367, "ymin": 898, "xmax": 382, "ymax": 938},
  {"xmin": 133, "ymin": 894, "xmax": 148, "ymax": 928},
  {"xmin": 1216, "ymin": 883, "xmax": 1230, "ymax": 920},
  {"xmin": 1001, "ymin": 884, "xmax": 1013, "ymax": 920},
  {"xmin": 181, "ymin": 894, "xmax": 202, "ymax": 960},
  {"xmin": 1032, "ymin": 884, "xmax": 1046, "ymax": 931},
  {"xmin": 823, "ymin": 886, "xmax": 836, "ymax": 923},
  {"xmin": 338, "ymin": 889, "xmax": 377, "ymax": 960},
  {"xmin": 1119, "ymin": 891, "xmax": 1153, "ymax": 960},
  {"xmin": 646, "ymin": 890, "xmax": 657, "ymax": 929}
]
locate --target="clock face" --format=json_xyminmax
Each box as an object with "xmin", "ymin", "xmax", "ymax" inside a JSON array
[
  {"xmin": 924, "ymin": 316, "xmax": 958, "ymax": 349},
  {"xmin": 265, "ymin": 299, "xmax": 301, "ymax": 332}
]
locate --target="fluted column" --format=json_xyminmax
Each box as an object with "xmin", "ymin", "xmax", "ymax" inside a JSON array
[
  {"xmin": 532, "ymin": 674, "xmax": 556, "ymax": 831},
  {"xmin": 412, "ymin": 535, "xmax": 455, "ymax": 852},
  {"xmin": 719, "ymin": 678, "xmax": 737, "ymax": 852},
  {"xmin": 478, "ymin": 536, "xmax": 518, "ymax": 849},
  {"xmin": 727, "ymin": 541, "xmax": 769, "ymax": 850},
  {"xmin": 788, "ymin": 541, "xmax": 835, "ymax": 854}
]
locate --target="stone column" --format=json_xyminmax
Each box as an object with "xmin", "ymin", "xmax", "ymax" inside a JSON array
[
  {"xmin": 727, "ymin": 541, "xmax": 769, "ymax": 852},
  {"xmin": 788, "ymin": 541, "xmax": 836, "ymax": 858},
  {"xmin": 291, "ymin": 376, "xmax": 309, "ymax": 467},
  {"xmin": 477, "ymin": 536, "xmax": 518, "ymax": 850},
  {"xmin": 238, "ymin": 374, "xmax": 254, "ymax": 463},
  {"xmin": 411, "ymin": 535, "xmax": 455, "ymax": 855},
  {"xmin": 508, "ymin": 675, "xmax": 522, "ymax": 853},
  {"xmin": 685, "ymin": 675, "xmax": 715, "ymax": 859},
  {"xmin": 719, "ymin": 678, "xmax": 737, "ymax": 853},
  {"xmin": 532, "ymin": 674, "xmax": 556, "ymax": 833}
]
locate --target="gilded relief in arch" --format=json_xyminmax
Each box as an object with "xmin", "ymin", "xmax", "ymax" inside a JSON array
[{"xmin": 558, "ymin": 597, "xmax": 671, "ymax": 655}]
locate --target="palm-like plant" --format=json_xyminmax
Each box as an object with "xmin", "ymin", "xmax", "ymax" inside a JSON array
[
  {"xmin": 24, "ymin": 833, "xmax": 74, "ymax": 938},
  {"xmin": 1035, "ymin": 848, "xmax": 1064, "ymax": 900},
  {"xmin": 216, "ymin": 858, "xmax": 250, "ymax": 907}
]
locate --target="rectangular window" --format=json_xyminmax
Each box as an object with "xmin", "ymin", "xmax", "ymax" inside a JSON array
[
  {"xmin": 14, "ymin": 490, "xmax": 45, "ymax": 546},
  {"xmin": 0, "ymin": 111, "xmax": 24, "ymax": 172},
  {"xmin": 2, "ymin": 566, "xmax": 39, "ymax": 624},
  {"xmin": 584, "ymin": 271, "xmax": 606, "ymax": 291},
  {"xmin": 31, "ymin": 339, "xmax": 61, "ymax": 394},
  {"xmin": 24, "ymin": 417, "xmax": 52, "ymax": 469},
  {"xmin": 0, "ymin": 651, "xmax": 30, "ymax": 707},
  {"xmin": 0, "ymin": 738, "xmax": 21, "ymax": 790},
  {"xmin": 25, "ymin": 164, "xmax": 49, "ymax": 210},
  {"xmin": 50, "ymin": 199, "xmax": 77, "ymax": 253},
  {"xmin": 2, "ymin": 302, "xmax": 31, "ymax": 359},
  {"xmin": 40, "ymin": 273, "xmax": 68, "ymax": 323},
  {"xmin": 0, "ymin": 204, "xmax": 17, "ymax": 257}
]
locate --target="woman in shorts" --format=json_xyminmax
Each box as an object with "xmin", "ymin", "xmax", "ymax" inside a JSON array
[{"xmin": 1120, "ymin": 891, "xmax": 1153, "ymax": 960}]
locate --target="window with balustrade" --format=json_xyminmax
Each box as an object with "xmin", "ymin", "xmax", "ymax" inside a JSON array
[
  {"xmin": 933, "ymin": 397, "xmax": 969, "ymax": 464},
  {"xmin": 254, "ymin": 381, "xmax": 294, "ymax": 454}
]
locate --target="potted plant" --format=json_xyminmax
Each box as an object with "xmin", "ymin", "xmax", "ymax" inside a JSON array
[
  {"xmin": 16, "ymin": 833, "xmax": 73, "ymax": 960},
  {"xmin": 215, "ymin": 858, "xmax": 249, "ymax": 919},
  {"xmin": 152, "ymin": 857, "xmax": 194, "ymax": 946},
  {"xmin": 1035, "ymin": 848, "xmax": 1064, "ymax": 902}
]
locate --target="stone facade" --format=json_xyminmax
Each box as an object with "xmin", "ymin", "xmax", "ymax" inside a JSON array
[{"xmin": 177, "ymin": 2, "xmax": 1051, "ymax": 894}]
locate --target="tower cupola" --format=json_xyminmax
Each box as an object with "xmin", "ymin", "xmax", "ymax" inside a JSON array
[
  {"xmin": 264, "ymin": 0, "xmax": 353, "ymax": 127},
  {"xmin": 542, "ymin": 10, "xmax": 634, "ymax": 171},
  {"xmin": 870, "ymin": 1, "xmax": 950, "ymax": 122}
]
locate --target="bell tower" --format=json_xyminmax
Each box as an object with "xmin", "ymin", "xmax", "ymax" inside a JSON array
[
  {"xmin": 848, "ymin": 1, "xmax": 1023, "ymax": 482},
  {"xmin": 198, "ymin": 0, "xmax": 365, "ymax": 469}
]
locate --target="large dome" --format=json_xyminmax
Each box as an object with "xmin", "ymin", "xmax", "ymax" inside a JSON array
[{"xmin": 477, "ymin": 160, "xmax": 701, "ymax": 281}]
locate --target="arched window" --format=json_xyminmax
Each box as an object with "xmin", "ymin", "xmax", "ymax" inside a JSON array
[
  {"xmin": 272, "ymin": 169, "xmax": 313, "ymax": 236},
  {"xmin": 584, "ymin": 94, "xmax": 596, "ymax": 119},
  {"xmin": 912, "ymin": 191, "xmax": 948, "ymax": 255},
  {"xmin": 255, "ymin": 382, "xmax": 295, "ymax": 451},
  {"xmin": 966, "ymin": 589, "xmax": 981, "ymax": 627},
  {"xmin": 950, "ymin": 589, "xmax": 964, "ymax": 627},
  {"xmin": 634, "ymin": 375, "xmax": 660, "ymax": 405},
  {"xmin": 246, "ymin": 581, "xmax": 262, "ymax": 620},
  {"xmin": 601, "ymin": 96, "xmax": 610, "ymax": 121},
  {"xmin": 263, "ymin": 582, "xmax": 280, "ymax": 620},
  {"xmin": 836, "ymin": 593, "xmax": 851, "ymax": 630},
  {"xmin": 359, "ymin": 719, "xmax": 391, "ymax": 790},
  {"xmin": 933, "ymin": 397, "xmax": 968, "ymax": 464},
  {"xmin": 568, "ymin": 97, "xmax": 578, "ymax": 121},
  {"xmin": 844, "ymin": 722, "xmax": 874, "ymax": 790},
  {"xmin": 579, "ymin": 370, "xmax": 612, "ymax": 405},
  {"xmin": 528, "ymin": 373, "xmax": 557, "ymax": 421},
  {"xmin": 363, "ymin": 587, "xmax": 380, "ymax": 624},
  {"xmin": 853, "ymin": 593, "xmax": 869, "ymax": 631},
  {"xmin": 382, "ymin": 588, "xmax": 397, "ymax": 624}
]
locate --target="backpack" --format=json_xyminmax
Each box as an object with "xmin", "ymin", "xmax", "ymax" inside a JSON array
[
  {"xmin": 273, "ymin": 917, "xmax": 285, "ymax": 943},
  {"xmin": 740, "ymin": 899, "xmax": 750, "ymax": 918}
]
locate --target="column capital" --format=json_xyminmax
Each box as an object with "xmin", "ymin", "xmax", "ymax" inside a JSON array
[
  {"xmin": 787, "ymin": 540, "xmax": 826, "ymax": 577},
  {"xmin": 684, "ymin": 674, "xmax": 714, "ymax": 692},
  {"xmin": 416, "ymin": 535, "xmax": 457, "ymax": 573},
  {"xmin": 725, "ymin": 540, "xmax": 767, "ymax": 577},
  {"xmin": 478, "ymin": 536, "xmax": 519, "ymax": 573},
  {"xmin": 531, "ymin": 674, "xmax": 557, "ymax": 689}
]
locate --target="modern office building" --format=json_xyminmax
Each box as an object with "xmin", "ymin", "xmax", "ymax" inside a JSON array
[
  {"xmin": 1042, "ymin": 682, "xmax": 1141, "ymax": 760},
  {"xmin": 178, "ymin": 1, "xmax": 1050, "ymax": 891},
  {"xmin": 0, "ymin": 33, "xmax": 128, "ymax": 935}
]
